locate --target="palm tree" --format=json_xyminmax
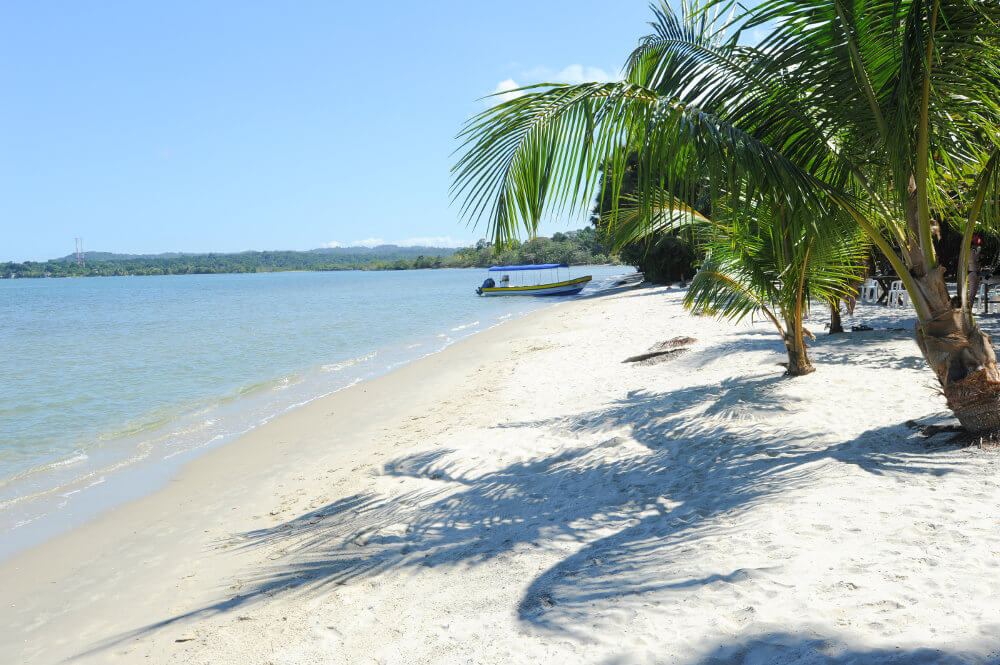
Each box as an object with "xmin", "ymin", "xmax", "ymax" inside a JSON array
[
  {"xmin": 452, "ymin": 1, "xmax": 1000, "ymax": 432},
  {"xmin": 684, "ymin": 194, "xmax": 865, "ymax": 374}
]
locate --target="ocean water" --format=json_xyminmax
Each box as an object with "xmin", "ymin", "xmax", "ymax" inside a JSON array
[{"xmin": 0, "ymin": 266, "xmax": 631, "ymax": 557}]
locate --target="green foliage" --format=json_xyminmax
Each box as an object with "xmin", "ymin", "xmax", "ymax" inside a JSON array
[
  {"xmin": 591, "ymin": 151, "xmax": 706, "ymax": 283},
  {"xmin": 451, "ymin": 0, "xmax": 1000, "ymax": 325},
  {"xmin": 1, "ymin": 231, "xmax": 613, "ymax": 279},
  {"xmin": 685, "ymin": 196, "xmax": 866, "ymax": 332},
  {"xmin": 616, "ymin": 235, "xmax": 696, "ymax": 284},
  {"xmin": 446, "ymin": 227, "xmax": 614, "ymax": 268},
  {"xmin": 0, "ymin": 250, "xmax": 451, "ymax": 278}
]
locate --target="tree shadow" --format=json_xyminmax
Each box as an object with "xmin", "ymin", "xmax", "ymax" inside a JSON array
[
  {"xmin": 633, "ymin": 631, "xmax": 1000, "ymax": 664},
  {"xmin": 806, "ymin": 328, "xmax": 930, "ymax": 372},
  {"xmin": 71, "ymin": 364, "xmax": 967, "ymax": 663},
  {"xmin": 593, "ymin": 284, "xmax": 687, "ymax": 300},
  {"xmin": 577, "ymin": 283, "xmax": 660, "ymax": 300},
  {"xmin": 661, "ymin": 325, "xmax": 931, "ymax": 375},
  {"xmin": 503, "ymin": 381, "xmax": 956, "ymax": 632}
]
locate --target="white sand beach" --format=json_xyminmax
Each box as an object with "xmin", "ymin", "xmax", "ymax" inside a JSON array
[{"xmin": 4, "ymin": 284, "xmax": 1000, "ymax": 664}]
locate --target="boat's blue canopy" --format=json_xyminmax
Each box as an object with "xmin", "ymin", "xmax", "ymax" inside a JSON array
[{"xmin": 488, "ymin": 263, "xmax": 568, "ymax": 272}]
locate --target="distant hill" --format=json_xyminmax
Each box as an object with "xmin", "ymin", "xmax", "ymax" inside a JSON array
[
  {"xmin": 54, "ymin": 245, "xmax": 459, "ymax": 263},
  {"xmin": 6, "ymin": 229, "xmax": 615, "ymax": 278},
  {"xmin": 306, "ymin": 245, "xmax": 460, "ymax": 257}
]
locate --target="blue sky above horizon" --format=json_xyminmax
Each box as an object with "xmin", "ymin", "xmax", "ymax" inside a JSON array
[{"xmin": 1, "ymin": 1, "xmax": 716, "ymax": 262}]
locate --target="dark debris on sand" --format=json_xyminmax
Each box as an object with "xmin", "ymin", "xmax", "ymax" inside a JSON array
[{"xmin": 623, "ymin": 337, "xmax": 698, "ymax": 366}]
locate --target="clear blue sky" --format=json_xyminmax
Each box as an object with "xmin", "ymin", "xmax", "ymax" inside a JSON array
[{"xmin": 1, "ymin": 1, "xmax": 684, "ymax": 261}]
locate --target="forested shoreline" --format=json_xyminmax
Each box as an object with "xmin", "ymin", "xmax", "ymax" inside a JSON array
[{"xmin": 2, "ymin": 228, "xmax": 616, "ymax": 279}]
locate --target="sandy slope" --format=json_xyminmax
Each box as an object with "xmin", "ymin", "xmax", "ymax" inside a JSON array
[{"xmin": 4, "ymin": 284, "xmax": 1000, "ymax": 664}]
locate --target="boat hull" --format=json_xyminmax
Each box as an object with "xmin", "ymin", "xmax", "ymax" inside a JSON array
[{"xmin": 477, "ymin": 275, "xmax": 592, "ymax": 296}]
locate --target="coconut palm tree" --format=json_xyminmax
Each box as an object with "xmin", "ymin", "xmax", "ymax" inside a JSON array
[
  {"xmin": 452, "ymin": 0, "xmax": 1000, "ymax": 432},
  {"xmin": 683, "ymin": 193, "xmax": 865, "ymax": 374}
]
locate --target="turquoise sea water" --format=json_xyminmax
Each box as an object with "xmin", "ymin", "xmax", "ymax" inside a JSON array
[{"xmin": 0, "ymin": 266, "xmax": 630, "ymax": 557}]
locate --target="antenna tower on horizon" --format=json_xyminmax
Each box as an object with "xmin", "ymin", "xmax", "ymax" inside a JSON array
[{"xmin": 74, "ymin": 237, "xmax": 85, "ymax": 266}]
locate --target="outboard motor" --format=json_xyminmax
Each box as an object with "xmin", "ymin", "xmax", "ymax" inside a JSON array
[{"xmin": 476, "ymin": 277, "xmax": 496, "ymax": 296}]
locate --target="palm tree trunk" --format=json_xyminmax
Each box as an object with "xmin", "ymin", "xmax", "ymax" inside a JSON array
[
  {"xmin": 829, "ymin": 299, "xmax": 844, "ymax": 334},
  {"xmin": 912, "ymin": 269, "xmax": 1000, "ymax": 433},
  {"xmin": 888, "ymin": 166, "xmax": 1000, "ymax": 434},
  {"xmin": 967, "ymin": 246, "xmax": 982, "ymax": 307},
  {"xmin": 783, "ymin": 314, "xmax": 815, "ymax": 376},
  {"xmin": 784, "ymin": 342, "xmax": 814, "ymax": 375}
]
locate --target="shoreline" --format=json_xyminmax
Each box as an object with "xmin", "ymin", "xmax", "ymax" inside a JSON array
[
  {"xmin": 0, "ymin": 270, "xmax": 629, "ymax": 562},
  {"xmin": 7, "ymin": 283, "xmax": 1000, "ymax": 664},
  {"xmin": 1, "ymin": 285, "xmax": 632, "ymax": 663},
  {"xmin": 0, "ymin": 263, "xmax": 625, "ymax": 279}
]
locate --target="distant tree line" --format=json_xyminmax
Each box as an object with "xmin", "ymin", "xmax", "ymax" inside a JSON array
[
  {"xmin": 448, "ymin": 227, "xmax": 614, "ymax": 268},
  {"xmin": 1, "ymin": 230, "xmax": 616, "ymax": 279}
]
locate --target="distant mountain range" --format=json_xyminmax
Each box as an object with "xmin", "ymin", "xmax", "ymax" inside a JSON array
[{"xmin": 53, "ymin": 245, "xmax": 460, "ymax": 263}]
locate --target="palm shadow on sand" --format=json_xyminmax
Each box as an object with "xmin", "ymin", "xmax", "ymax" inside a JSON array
[
  {"xmin": 73, "ymin": 360, "xmax": 969, "ymax": 662},
  {"xmin": 600, "ymin": 631, "xmax": 1000, "ymax": 664}
]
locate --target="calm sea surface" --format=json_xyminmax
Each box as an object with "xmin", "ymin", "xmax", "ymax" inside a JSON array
[{"xmin": 0, "ymin": 266, "xmax": 631, "ymax": 557}]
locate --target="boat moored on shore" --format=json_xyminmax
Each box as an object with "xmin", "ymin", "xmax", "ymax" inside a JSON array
[{"xmin": 476, "ymin": 263, "xmax": 592, "ymax": 296}]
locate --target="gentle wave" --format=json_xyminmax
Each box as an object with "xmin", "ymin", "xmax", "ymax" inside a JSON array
[
  {"xmin": 321, "ymin": 351, "xmax": 378, "ymax": 373},
  {"xmin": 0, "ymin": 439, "xmax": 155, "ymax": 510}
]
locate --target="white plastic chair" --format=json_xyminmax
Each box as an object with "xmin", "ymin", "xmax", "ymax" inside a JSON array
[
  {"xmin": 978, "ymin": 283, "xmax": 997, "ymax": 314},
  {"xmin": 860, "ymin": 278, "xmax": 881, "ymax": 303},
  {"xmin": 888, "ymin": 280, "xmax": 909, "ymax": 308}
]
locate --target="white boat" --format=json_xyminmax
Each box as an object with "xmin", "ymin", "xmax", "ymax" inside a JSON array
[{"xmin": 476, "ymin": 263, "xmax": 592, "ymax": 296}]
